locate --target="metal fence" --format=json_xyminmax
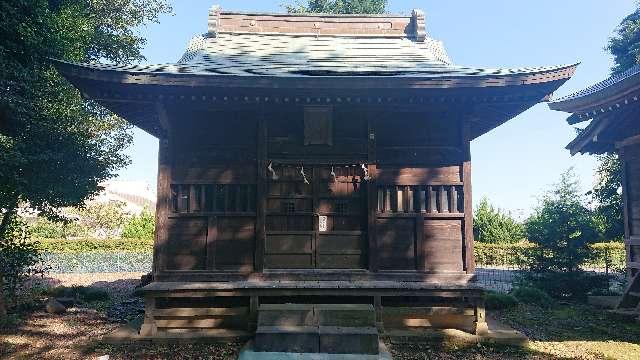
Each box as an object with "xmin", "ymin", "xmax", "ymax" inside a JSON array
[
  {"xmin": 41, "ymin": 247, "xmax": 626, "ymax": 294},
  {"xmin": 42, "ymin": 252, "xmax": 153, "ymax": 273}
]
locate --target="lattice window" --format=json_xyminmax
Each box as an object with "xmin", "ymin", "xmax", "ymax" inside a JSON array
[
  {"xmin": 377, "ymin": 185, "xmax": 463, "ymax": 213},
  {"xmin": 170, "ymin": 184, "xmax": 256, "ymax": 213}
]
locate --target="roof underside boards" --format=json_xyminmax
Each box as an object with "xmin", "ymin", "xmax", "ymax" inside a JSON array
[{"xmin": 549, "ymin": 65, "xmax": 640, "ymax": 154}]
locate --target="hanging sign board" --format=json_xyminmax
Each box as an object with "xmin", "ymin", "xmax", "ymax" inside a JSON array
[{"xmin": 318, "ymin": 215, "xmax": 328, "ymax": 232}]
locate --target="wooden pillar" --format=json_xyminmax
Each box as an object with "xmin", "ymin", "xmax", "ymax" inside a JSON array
[
  {"xmin": 153, "ymin": 103, "xmax": 171, "ymax": 276},
  {"xmin": 255, "ymin": 110, "xmax": 267, "ymax": 272},
  {"xmin": 140, "ymin": 296, "xmax": 158, "ymax": 337},
  {"xmin": 473, "ymin": 299, "xmax": 488, "ymax": 335},
  {"xmin": 367, "ymin": 165, "xmax": 378, "ymax": 272},
  {"xmin": 619, "ymin": 148, "xmax": 633, "ymax": 280},
  {"xmin": 462, "ymin": 141, "xmax": 476, "ymax": 274},
  {"xmin": 367, "ymin": 115, "xmax": 378, "ymax": 272}
]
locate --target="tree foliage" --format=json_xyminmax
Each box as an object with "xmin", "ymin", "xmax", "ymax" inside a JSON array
[
  {"xmin": 0, "ymin": 0, "xmax": 172, "ymax": 239},
  {"xmin": 607, "ymin": 5, "xmax": 640, "ymax": 74},
  {"xmin": 285, "ymin": 0, "xmax": 387, "ymax": 14},
  {"xmin": 525, "ymin": 169, "xmax": 600, "ymax": 273},
  {"xmin": 473, "ymin": 198, "xmax": 525, "ymax": 244},
  {"xmin": 122, "ymin": 207, "xmax": 155, "ymax": 240},
  {"xmin": 590, "ymin": 153, "xmax": 624, "ymax": 241},
  {"xmin": 0, "ymin": 218, "xmax": 44, "ymax": 314},
  {"xmin": 523, "ymin": 170, "xmax": 606, "ymax": 299}
]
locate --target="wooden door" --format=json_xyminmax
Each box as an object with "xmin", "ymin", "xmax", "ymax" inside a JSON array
[{"xmin": 264, "ymin": 165, "xmax": 366, "ymax": 269}]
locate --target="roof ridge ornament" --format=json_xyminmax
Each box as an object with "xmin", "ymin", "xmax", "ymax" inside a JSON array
[
  {"xmin": 208, "ymin": 4, "xmax": 221, "ymax": 37},
  {"xmin": 411, "ymin": 9, "xmax": 426, "ymax": 42}
]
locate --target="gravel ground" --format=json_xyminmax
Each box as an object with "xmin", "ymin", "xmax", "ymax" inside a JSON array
[{"xmin": 2, "ymin": 273, "xmax": 639, "ymax": 360}]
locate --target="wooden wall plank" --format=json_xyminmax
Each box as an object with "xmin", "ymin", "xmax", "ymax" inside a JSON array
[{"xmin": 376, "ymin": 167, "xmax": 462, "ymax": 185}]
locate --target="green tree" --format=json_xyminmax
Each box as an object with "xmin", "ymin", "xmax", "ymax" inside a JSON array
[
  {"xmin": 285, "ymin": 0, "xmax": 387, "ymax": 14},
  {"xmin": 122, "ymin": 208, "xmax": 156, "ymax": 240},
  {"xmin": 590, "ymin": 153, "xmax": 624, "ymax": 241},
  {"xmin": 607, "ymin": 5, "xmax": 640, "ymax": 74},
  {"xmin": 526, "ymin": 169, "xmax": 600, "ymax": 272},
  {"xmin": 524, "ymin": 169, "xmax": 605, "ymax": 298},
  {"xmin": 0, "ymin": 0, "xmax": 172, "ymax": 239},
  {"xmin": 473, "ymin": 198, "xmax": 525, "ymax": 244}
]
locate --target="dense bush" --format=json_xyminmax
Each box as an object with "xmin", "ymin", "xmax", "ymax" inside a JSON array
[
  {"xmin": 49, "ymin": 285, "xmax": 110, "ymax": 302},
  {"xmin": 29, "ymin": 218, "xmax": 66, "ymax": 239},
  {"xmin": 511, "ymin": 286, "xmax": 554, "ymax": 307},
  {"xmin": 474, "ymin": 241, "xmax": 625, "ymax": 270},
  {"xmin": 474, "ymin": 241, "xmax": 536, "ymax": 267},
  {"xmin": 586, "ymin": 241, "xmax": 626, "ymax": 273},
  {"xmin": 485, "ymin": 292, "xmax": 518, "ymax": 310},
  {"xmin": 0, "ymin": 218, "xmax": 44, "ymax": 311},
  {"xmin": 37, "ymin": 238, "xmax": 153, "ymax": 253},
  {"xmin": 520, "ymin": 271, "xmax": 610, "ymax": 300},
  {"xmin": 474, "ymin": 198, "xmax": 525, "ymax": 244},
  {"xmin": 122, "ymin": 209, "xmax": 155, "ymax": 240}
]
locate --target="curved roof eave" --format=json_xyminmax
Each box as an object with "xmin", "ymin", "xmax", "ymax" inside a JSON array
[
  {"xmin": 52, "ymin": 59, "xmax": 578, "ymax": 91},
  {"xmin": 549, "ymin": 65, "xmax": 640, "ymax": 115}
]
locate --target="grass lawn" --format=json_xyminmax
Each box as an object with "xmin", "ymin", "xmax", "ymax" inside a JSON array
[{"xmin": 1, "ymin": 275, "xmax": 639, "ymax": 359}]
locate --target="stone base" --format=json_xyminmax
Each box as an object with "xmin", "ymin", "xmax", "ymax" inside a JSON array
[{"xmin": 239, "ymin": 340, "xmax": 392, "ymax": 360}]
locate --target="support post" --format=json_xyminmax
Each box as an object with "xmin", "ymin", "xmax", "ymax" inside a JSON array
[
  {"xmin": 140, "ymin": 296, "xmax": 158, "ymax": 337},
  {"xmin": 255, "ymin": 109, "xmax": 267, "ymax": 272},
  {"xmin": 153, "ymin": 103, "xmax": 171, "ymax": 275}
]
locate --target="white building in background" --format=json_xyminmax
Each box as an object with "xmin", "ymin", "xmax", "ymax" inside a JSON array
[{"xmin": 92, "ymin": 181, "xmax": 156, "ymax": 215}]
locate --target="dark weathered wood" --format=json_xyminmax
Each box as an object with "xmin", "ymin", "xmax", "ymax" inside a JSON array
[
  {"xmin": 462, "ymin": 150, "xmax": 475, "ymax": 274},
  {"xmin": 255, "ymin": 112, "xmax": 267, "ymax": 272},
  {"xmin": 154, "ymin": 104, "xmax": 171, "ymax": 274},
  {"xmin": 368, "ymin": 165, "xmax": 378, "ymax": 272}
]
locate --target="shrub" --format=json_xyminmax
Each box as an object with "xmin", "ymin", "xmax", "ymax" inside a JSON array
[
  {"xmin": 0, "ymin": 218, "xmax": 45, "ymax": 311},
  {"xmin": 474, "ymin": 198, "xmax": 525, "ymax": 244},
  {"xmin": 29, "ymin": 218, "xmax": 66, "ymax": 239},
  {"xmin": 49, "ymin": 285, "xmax": 110, "ymax": 302},
  {"xmin": 585, "ymin": 241, "xmax": 626, "ymax": 273},
  {"xmin": 36, "ymin": 238, "xmax": 153, "ymax": 253},
  {"xmin": 520, "ymin": 272, "xmax": 609, "ymax": 300},
  {"xmin": 122, "ymin": 209, "xmax": 155, "ymax": 240},
  {"xmin": 485, "ymin": 292, "xmax": 518, "ymax": 310},
  {"xmin": 511, "ymin": 286, "xmax": 553, "ymax": 307},
  {"xmin": 474, "ymin": 241, "xmax": 536, "ymax": 267}
]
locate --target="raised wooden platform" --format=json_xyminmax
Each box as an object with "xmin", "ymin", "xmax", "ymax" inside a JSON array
[{"xmin": 139, "ymin": 281, "xmax": 487, "ymax": 339}]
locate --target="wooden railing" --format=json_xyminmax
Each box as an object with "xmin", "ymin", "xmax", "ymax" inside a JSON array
[
  {"xmin": 376, "ymin": 185, "xmax": 463, "ymax": 214},
  {"xmin": 170, "ymin": 184, "xmax": 256, "ymax": 214}
]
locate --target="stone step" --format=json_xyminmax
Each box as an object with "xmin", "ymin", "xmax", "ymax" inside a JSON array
[
  {"xmin": 316, "ymin": 304, "xmax": 376, "ymax": 328},
  {"xmin": 257, "ymin": 303, "xmax": 376, "ymax": 327},
  {"xmin": 258, "ymin": 304, "xmax": 315, "ymax": 327},
  {"xmin": 319, "ymin": 326, "xmax": 379, "ymax": 355},
  {"xmin": 254, "ymin": 325, "xmax": 319, "ymax": 353}
]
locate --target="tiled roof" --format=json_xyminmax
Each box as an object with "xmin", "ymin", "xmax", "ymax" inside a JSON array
[
  {"xmin": 64, "ymin": 31, "xmax": 573, "ymax": 79},
  {"xmin": 549, "ymin": 65, "xmax": 640, "ymax": 116},
  {"xmin": 61, "ymin": 7, "xmax": 572, "ymax": 79}
]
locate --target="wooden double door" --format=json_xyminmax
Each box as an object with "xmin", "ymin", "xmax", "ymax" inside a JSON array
[{"xmin": 264, "ymin": 165, "xmax": 367, "ymax": 269}]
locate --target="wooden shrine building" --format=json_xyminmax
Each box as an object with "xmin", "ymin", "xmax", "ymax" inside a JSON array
[
  {"xmin": 550, "ymin": 66, "xmax": 640, "ymax": 315},
  {"xmin": 56, "ymin": 6, "xmax": 576, "ymax": 344}
]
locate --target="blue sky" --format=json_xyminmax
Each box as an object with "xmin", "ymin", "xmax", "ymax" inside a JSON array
[{"xmin": 118, "ymin": 0, "xmax": 637, "ymax": 217}]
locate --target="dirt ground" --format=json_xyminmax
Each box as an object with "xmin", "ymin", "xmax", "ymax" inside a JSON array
[{"xmin": 1, "ymin": 273, "xmax": 639, "ymax": 360}]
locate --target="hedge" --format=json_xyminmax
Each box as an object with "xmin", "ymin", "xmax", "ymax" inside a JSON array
[
  {"xmin": 474, "ymin": 241, "xmax": 626, "ymax": 271},
  {"xmin": 32, "ymin": 238, "xmax": 627, "ymax": 271},
  {"xmin": 34, "ymin": 238, "xmax": 153, "ymax": 253}
]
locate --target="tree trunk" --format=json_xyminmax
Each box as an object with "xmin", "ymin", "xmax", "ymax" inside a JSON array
[
  {"xmin": 0, "ymin": 198, "xmax": 18, "ymax": 241},
  {"xmin": 0, "ymin": 276, "xmax": 6, "ymax": 320}
]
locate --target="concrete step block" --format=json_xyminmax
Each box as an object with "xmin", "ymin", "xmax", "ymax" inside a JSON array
[
  {"xmin": 254, "ymin": 325, "xmax": 319, "ymax": 353},
  {"xmin": 315, "ymin": 304, "xmax": 376, "ymax": 328},
  {"xmin": 319, "ymin": 326, "xmax": 379, "ymax": 355},
  {"xmin": 258, "ymin": 304, "xmax": 315, "ymax": 327}
]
